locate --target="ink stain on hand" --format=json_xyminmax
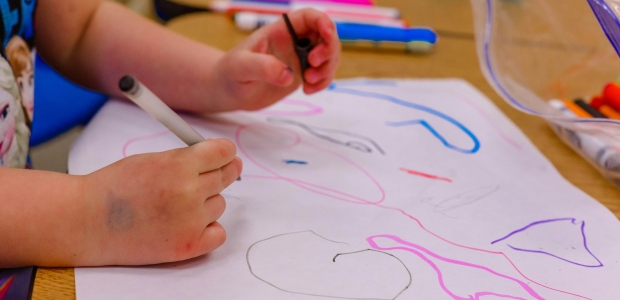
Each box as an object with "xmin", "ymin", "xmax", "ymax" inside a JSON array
[{"xmin": 106, "ymin": 196, "xmax": 135, "ymax": 233}]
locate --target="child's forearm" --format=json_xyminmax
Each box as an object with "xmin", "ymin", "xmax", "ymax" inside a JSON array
[
  {"xmin": 35, "ymin": 0, "xmax": 226, "ymax": 112},
  {"xmin": 0, "ymin": 169, "xmax": 88, "ymax": 267}
]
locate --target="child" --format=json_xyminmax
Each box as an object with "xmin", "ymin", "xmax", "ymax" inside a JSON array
[{"xmin": 0, "ymin": 0, "xmax": 340, "ymax": 268}]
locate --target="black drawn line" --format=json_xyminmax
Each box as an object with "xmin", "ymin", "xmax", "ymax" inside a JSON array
[
  {"xmin": 332, "ymin": 249, "xmax": 412, "ymax": 300},
  {"xmin": 246, "ymin": 230, "xmax": 411, "ymax": 300},
  {"xmin": 268, "ymin": 118, "xmax": 386, "ymax": 155}
]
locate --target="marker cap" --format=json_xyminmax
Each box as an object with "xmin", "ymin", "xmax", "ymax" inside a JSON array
[{"xmin": 235, "ymin": 12, "xmax": 261, "ymax": 31}]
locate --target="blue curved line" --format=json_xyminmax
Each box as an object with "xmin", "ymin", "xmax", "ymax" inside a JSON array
[
  {"xmin": 386, "ymin": 120, "xmax": 474, "ymax": 154},
  {"xmin": 328, "ymin": 85, "xmax": 481, "ymax": 154}
]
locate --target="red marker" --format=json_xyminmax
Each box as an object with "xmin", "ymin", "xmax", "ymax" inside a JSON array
[
  {"xmin": 603, "ymin": 82, "xmax": 620, "ymax": 111},
  {"xmin": 590, "ymin": 95, "xmax": 605, "ymax": 109}
]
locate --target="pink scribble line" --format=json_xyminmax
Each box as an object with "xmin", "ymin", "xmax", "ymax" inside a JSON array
[
  {"xmin": 237, "ymin": 124, "xmax": 589, "ymax": 300},
  {"xmin": 255, "ymin": 99, "xmax": 324, "ymax": 117},
  {"xmin": 122, "ymin": 130, "xmax": 171, "ymax": 158},
  {"xmin": 399, "ymin": 167, "xmax": 452, "ymax": 183},
  {"xmin": 121, "ymin": 123, "xmax": 589, "ymax": 299},
  {"xmin": 236, "ymin": 123, "xmax": 386, "ymax": 205},
  {"xmin": 446, "ymin": 90, "xmax": 522, "ymax": 150},
  {"xmin": 368, "ymin": 205, "xmax": 590, "ymax": 299},
  {"xmin": 367, "ymin": 235, "xmax": 540, "ymax": 300}
]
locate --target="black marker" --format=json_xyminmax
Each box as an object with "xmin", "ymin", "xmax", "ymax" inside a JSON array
[
  {"xmin": 574, "ymin": 98, "xmax": 606, "ymax": 118},
  {"xmin": 283, "ymin": 14, "xmax": 313, "ymax": 81}
]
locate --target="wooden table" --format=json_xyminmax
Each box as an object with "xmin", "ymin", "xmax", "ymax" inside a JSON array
[{"xmin": 31, "ymin": 1, "xmax": 620, "ymax": 299}]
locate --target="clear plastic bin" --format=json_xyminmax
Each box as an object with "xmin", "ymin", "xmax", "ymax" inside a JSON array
[{"xmin": 471, "ymin": 0, "xmax": 620, "ymax": 187}]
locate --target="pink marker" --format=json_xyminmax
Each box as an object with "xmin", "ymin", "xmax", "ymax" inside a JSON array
[{"xmin": 211, "ymin": 1, "xmax": 400, "ymax": 20}]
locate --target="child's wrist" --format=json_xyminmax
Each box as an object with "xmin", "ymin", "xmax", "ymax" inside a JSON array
[{"xmin": 72, "ymin": 173, "xmax": 114, "ymax": 266}]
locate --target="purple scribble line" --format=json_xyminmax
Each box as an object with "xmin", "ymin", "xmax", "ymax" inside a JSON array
[
  {"xmin": 491, "ymin": 218, "xmax": 577, "ymax": 244},
  {"xmin": 491, "ymin": 218, "xmax": 603, "ymax": 268},
  {"xmin": 367, "ymin": 235, "xmax": 543, "ymax": 300}
]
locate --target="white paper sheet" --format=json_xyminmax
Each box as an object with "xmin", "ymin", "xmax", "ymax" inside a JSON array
[{"xmin": 70, "ymin": 79, "xmax": 620, "ymax": 299}]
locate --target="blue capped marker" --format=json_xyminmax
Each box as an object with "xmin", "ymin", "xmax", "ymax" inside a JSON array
[
  {"xmin": 235, "ymin": 12, "xmax": 437, "ymax": 53},
  {"xmin": 336, "ymin": 23, "xmax": 437, "ymax": 53}
]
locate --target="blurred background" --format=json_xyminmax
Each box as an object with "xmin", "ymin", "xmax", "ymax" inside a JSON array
[{"xmin": 113, "ymin": 0, "xmax": 153, "ymax": 16}]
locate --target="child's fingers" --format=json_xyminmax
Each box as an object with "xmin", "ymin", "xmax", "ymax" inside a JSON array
[
  {"xmin": 195, "ymin": 222, "xmax": 227, "ymax": 257},
  {"xmin": 232, "ymin": 51, "xmax": 294, "ymax": 87},
  {"xmin": 198, "ymin": 156, "xmax": 243, "ymax": 196},
  {"xmin": 288, "ymin": 8, "xmax": 337, "ymax": 43},
  {"xmin": 304, "ymin": 77, "xmax": 333, "ymax": 94},
  {"xmin": 305, "ymin": 62, "xmax": 334, "ymax": 84},
  {"xmin": 309, "ymin": 43, "xmax": 331, "ymax": 68},
  {"xmin": 203, "ymin": 194, "xmax": 226, "ymax": 225},
  {"xmin": 188, "ymin": 139, "xmax": 237, "ymax": 174}
]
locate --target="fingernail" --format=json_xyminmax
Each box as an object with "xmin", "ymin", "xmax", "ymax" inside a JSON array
[
  {"xmin": 278, "ymin": 67, "xmax": 294, "ymax": 85},
  {"xmin": 234, "ymin": 156, "xmax": 243, "ymax": 169},
  {"xmin": 234, "ymin": 157, "xmax": 243, "ymax": 176}
]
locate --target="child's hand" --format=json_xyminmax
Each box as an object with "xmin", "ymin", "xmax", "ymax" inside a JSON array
[
  {"xmin": 212, "ymin": 8, "xmax": 341, "ymax": 111},
  {"xmin": 80, "ymin": 139, "xmax": 242, "ymax": 266}
]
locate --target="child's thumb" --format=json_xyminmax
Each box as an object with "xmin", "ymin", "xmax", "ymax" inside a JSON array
[{"xmin": 234, "ymin": 51, "xmax": 294, "ymax": 87}]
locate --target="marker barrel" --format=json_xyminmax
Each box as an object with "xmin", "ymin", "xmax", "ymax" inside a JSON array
[
  {"xmin": 235, "ymin": 12, "xmax": 435, "ymax": 53},
  {"xmin": 233, "ymin": 11, "xmax": 407, "ymax": 30},
  {"xmin": 213, "ymin": 1, "xmax": 400, "ymax": 20},
  {"xmin": 562, "ymin": 99, "xmax": 592, "ymax": 118},
  {"xmin": 574, "ymin": 99, "xmax": 606, "ymax": 118},
  {"xmin": 283, "ymin": 14, "xmax": 313, "ymax": 80},
  {"xmin": 295, "ymin": 38, "xmax": 313, "ymax": 73},
  {"xmin": 119, "ymin": 76, "xmax": 205, "ymax": 146},
  {"xmin": 599, "ymin": 104, "xmax": 620, "ymax": 120}
]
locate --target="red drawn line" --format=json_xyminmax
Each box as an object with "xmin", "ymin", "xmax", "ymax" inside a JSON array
[{"xmin": 399, "ymin": 167, "xmax": 452, "ymax": 183}]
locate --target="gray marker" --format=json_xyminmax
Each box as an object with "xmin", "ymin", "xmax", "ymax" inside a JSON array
[
  {"xmin": 119, "ymin": 76, "xmax": 205, "ymax": 146},
  {"xmin": 119, "ymin": 76, "xmax": 241, "ymax": 180}
]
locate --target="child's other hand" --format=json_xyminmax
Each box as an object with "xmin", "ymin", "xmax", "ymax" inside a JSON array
[
  {"xmin": 213, "ymin": 8, "xmax": 340, "ymax": 111},
  {"xmin": 80, "ymin": 139, "xmax": 242, "ymax": 266}
]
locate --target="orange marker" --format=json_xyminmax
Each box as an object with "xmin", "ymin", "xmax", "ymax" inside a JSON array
[
  {"xmin": 599, "ymin": 104, "xmax": 620, "ymax": 120},
  {"xmin": 562, "ymin": 99, "xmax": 592, "ymax": 118},
  {"xmin": 603, "ymin": 82, "xmax": 620, "ymax": 111}
]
